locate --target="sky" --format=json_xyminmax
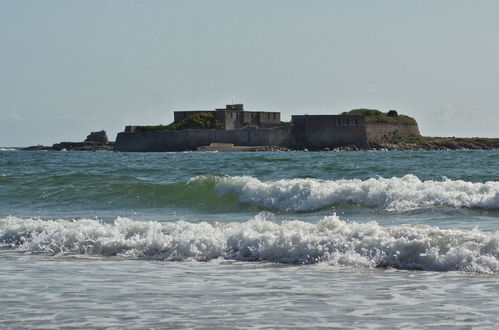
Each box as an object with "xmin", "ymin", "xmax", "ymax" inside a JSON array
[{"xmin": 1, "ymin": 0, "xmax": 498, "ymax": 146}]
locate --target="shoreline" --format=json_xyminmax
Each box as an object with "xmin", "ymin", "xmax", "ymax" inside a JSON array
[{"xmin": 20, "ymin": 137, "xmax": 499, "ymax": 152}]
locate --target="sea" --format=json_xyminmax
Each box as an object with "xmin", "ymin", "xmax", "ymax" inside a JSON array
[{"xmin": 1, "ymin": 148, "xmax": 498, "ymax": 328}]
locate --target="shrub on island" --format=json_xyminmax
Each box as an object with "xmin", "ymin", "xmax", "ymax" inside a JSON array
[
  {"xmin": 343, "ymin": 109, "xmax": 416, "ymax": 125},
  {"xmin": 133, "ymin": 112, "xmax": 223, "ymax": 132}
]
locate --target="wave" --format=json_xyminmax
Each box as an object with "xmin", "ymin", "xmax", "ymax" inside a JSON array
[
  {"xmin": 205, "ymin": 174, "xmax": 499, "ymax": 212},
  {"xmin": 2, "ymin": 214, "xmax": 499, "ymax": 273},
  {"xmin": 4, "ymin": 173, "xmax": 498, "ymax": 212},
  {"xmin": 0, "ymin": 148, "xmax": 16, "ymax": 151}
]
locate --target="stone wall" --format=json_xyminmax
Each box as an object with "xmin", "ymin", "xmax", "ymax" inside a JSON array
[
  {"xmin": 115, "ymin": 116, "xmax": 421, "ymax": 151},
  {"xmin": 215, "ymin": 110, "xmax": 243, "ymax": 130},
  {"xmin": 257, "ymin": 112, "xmax": 281, "ymax": 127},
  {"xmin": 115, "ymin": 131, "xmax": 188, "ymax": 152},
  {"xmin": 365, "ymin": 123, "xmax": 420, "ymax": 144},
  {"xmin": 214, "ymin": 110, "xmax": 280, "ymax": 129},
  {"xmin": 115, "ymin": 126, "xmax": 293, "ymax": 152},
  {"xmin": 291, "ymin": 115, "xmax": 368, "ymax": 148}
]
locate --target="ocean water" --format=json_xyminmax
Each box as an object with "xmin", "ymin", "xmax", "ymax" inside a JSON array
[{"xmin": 1, "ymin": 149, "xmax": 498, "ymax": 328}]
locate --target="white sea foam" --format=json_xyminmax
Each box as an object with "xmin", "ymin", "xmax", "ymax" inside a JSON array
[
  {"xmin": 2, "ymin": 214, "xmax": 499, "ymax": 273},
  {"xmin": 0, "ymin": 148, "xmax": 16, "ymax": 151},
  {"xmin": 198, "ymin": 174, "xmax": 499, "ymax": 211}
]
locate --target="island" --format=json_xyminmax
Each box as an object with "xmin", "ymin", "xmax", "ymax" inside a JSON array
[
  {"xmin": 23, "ymin": 105, "xmax": 499, "ymax": 152},
  {"xmin": 114, "ymin": 104, "xmax": 498, "ymax": 151}
]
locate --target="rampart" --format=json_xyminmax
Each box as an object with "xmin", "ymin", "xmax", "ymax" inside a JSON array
[
  {"xmin": 291, "ymin": 115, "xmax": 368, "ymax": 148},
  {"xmin": 365, "ymin": 123, "xmax": 420, "ymax": 144},
  {"xmin": 115, "ymin": 126, "xmax": 293, "ymax": 152},
  {"xmin": 116, "ymin": 105, "xmax": 420, "ymax": 151}
]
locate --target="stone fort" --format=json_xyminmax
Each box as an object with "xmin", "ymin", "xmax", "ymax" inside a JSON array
[{"xmin": 116, "ymin": 104, "xmax": 420, "ymax": 151}]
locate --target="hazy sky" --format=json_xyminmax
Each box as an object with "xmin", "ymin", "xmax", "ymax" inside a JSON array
[{"xmin": 1, "ymin": 0, "xmax": 498, "ymax": 146}]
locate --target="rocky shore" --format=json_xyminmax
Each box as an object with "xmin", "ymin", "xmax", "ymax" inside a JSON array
[
  {"xmin": 264, "ymin": 137, "xmax": 499, "ymax": 152},
  {"xmin": 22, "ymin": 131, "xmax": 114, "ymax": 151},
  {"xmin": 195, "ymin": 138, "xmax": 499, "ymax": 152},
  {"xmin": 22, "ymin": 141, "xmax": 115, "ymax": 151},
  {"xmin": 22, "ymin": 134, "xmax": 499, "ymax": 152},
  {"xmin": 369, "ymin": 137, "xmax": 499, "ymax": 151}
]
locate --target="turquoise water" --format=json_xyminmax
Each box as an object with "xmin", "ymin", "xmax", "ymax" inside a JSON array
[{"xmin": 1, "ymin": 149, "xmax": 499, "ymax": 327}]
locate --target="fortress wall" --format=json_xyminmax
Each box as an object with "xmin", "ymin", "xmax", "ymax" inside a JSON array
[
  {"xmin": 185, "ymin": 130, "xmax": 214, "ymax": 148},
  {"xmin": 116, "ymin": 121, "xmax": 421, "ymax": 151},
  {"xmin": 266, "ymin": 126, "xmax": 294, "ymax": 146},
  {"xmin": 248, "ymin": 129, "xmax": 269, "ymax": 145},
  {"xmin": 115, "ymin": 131, "xmax": 188, "ymax": 152},
  {"xmin": 212, "ymin": 129, "xmax": 249, "ymax": 145},
  {"xmin": 217, "ymin": 111, "xmax": 237, "ymax": 130},
  {"xmin": 258, "ymin": 112, "xmax": 281, "ymax": 126},
  {"xmin": 331, "ymin": 126, "xmax": 369, "ymax": 146},
  {"xmin": 302, "ymin": 126, "xmax": 368, "ymax": 149},
  {"xmin": 233, "ymin": 129, "xmax": 252, "ymax": 145},
  {"xmin": 115, "ymin": 126, "xmax": 293, "ymax": 151},
  {"xmin": 185, "ymin": 129, "xmax": 253, "ymax": 147},
  {"xmin": 365, "ymin": 123, "xmax": 420, "ymax": 144},
  {"xmin": 243, "ymin": 112, "xmax": 259, "ymax": 127},
  {"xmin": 291, "ymin": 115, "xmax": 368, "ymax": 148}
]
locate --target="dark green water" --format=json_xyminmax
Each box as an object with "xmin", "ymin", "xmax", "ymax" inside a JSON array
[
  {"xmin": 1, "ymin": 150, "xmax": 497, "ymax": 221},
  {"xmin": 1, "ymin": 149, "xmax": 499, "ymax": 328}
]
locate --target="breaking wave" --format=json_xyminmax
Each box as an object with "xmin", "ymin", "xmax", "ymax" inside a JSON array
[
  {"xmin": 205, "ymin": 174, "xmax": 499, "ymax": 212},
  {"xmin": 3, "ymin": 173, "xmax": 498, "ymax": 213},
  {"xmin": 2, "ymin": 214, "xmax": 499, "ymax": 273}
]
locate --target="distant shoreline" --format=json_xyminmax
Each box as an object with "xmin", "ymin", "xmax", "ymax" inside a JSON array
[{"xmin": 20, "ymin": 137, "xmax": 499, "ymax": 152}]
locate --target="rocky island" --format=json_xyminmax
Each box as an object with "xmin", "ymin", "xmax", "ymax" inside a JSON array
[
  {"xmin": 23, "ymin": 105, "xmax": 499, "ymax": 152},
  {"xmin": 114, "ymin": 104, "xmax": 499, "ymax": 151},
  {"xmin": 23, "ymin": 130, "xmax": 114, "ymax": 151}
]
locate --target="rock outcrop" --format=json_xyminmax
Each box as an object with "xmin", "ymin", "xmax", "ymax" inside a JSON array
[
  {"xmin": 23, "ymin": 131, "xmax": 114, "ymax": 151},
  {"xmin": 85, "ymin": 131, "xmax": 109, "ymax": 144}
]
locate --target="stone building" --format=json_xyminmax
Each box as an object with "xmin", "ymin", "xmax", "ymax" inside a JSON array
[
  {"xmin": 173, "ymin": 104, "xmax": 281, "ymax": 130},
  {"xmin": 115, "ymin": 105, "xmax": 420, "ymax": 151}
]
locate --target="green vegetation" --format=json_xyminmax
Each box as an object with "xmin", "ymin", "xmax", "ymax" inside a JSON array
[
  {"xmin": 133, "ymin": 125, "xmax": 170, "ymax": 132},
  {"xmin": 133, "ymin": 112, "xmax": 223, "ymax": 132},
  {"xmin": 168, "ymin": 112, "xmax": 222, "ymax": 130},
  {"xmin": 343, "ymin": 108, "xmax": 417, "ymax": 125},
  {"xmin": 381, "ymin": 134, "xmax": 499, "ymax": 149},
  {"xmin": 343, "ymin": 109, "xmax": 383, "ymax": 117},
  {"xmin": 384, "ymin": 131, "xmax": 423, "ymax": 144},
  {"xmin": 381, "ymin": 134, "xmax": 499, "ymax": 145}
]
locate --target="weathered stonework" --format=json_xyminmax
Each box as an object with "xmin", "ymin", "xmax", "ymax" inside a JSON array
[
  {"xmin": 116, "ymin": 126, "xmax": 293, "ymax": 152},
  {"xmin": 115, "ymin": 105, "xmax": 421, "ymax": 152},
  {"xmin": 173, "ymin": 104, "xmax": 281, "ymax": 130},
  {"xmin": 365, "ymin": 123, "xmax": 420, "ymax": 143}
]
